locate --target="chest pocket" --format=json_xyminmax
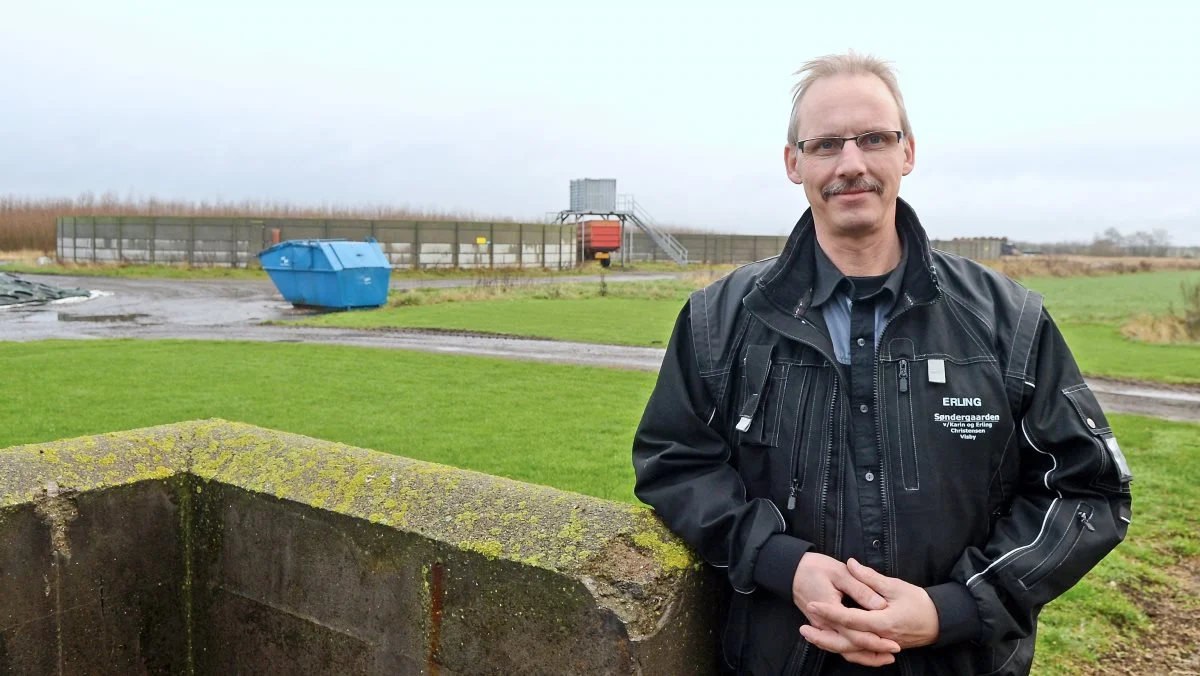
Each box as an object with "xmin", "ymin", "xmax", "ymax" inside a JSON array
[{"xmin": 736, "ymin": 344, "xmax": 788, "ymax": 446}]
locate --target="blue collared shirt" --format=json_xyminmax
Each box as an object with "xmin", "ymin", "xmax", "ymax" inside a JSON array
[{"xmin": 812, "ymin": 243, "xmax": 907, "ymax": 365}]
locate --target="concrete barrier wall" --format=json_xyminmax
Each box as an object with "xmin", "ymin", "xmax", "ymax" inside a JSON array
[
  {"xmin": 55, "ymin": 215, "xmax": 795, "ymax": 269},
  {"xmin": 0, "ymin": 422, "xmax": 718, "ymax": 675},
  {"xmin": 930, "ymin": 238, "xmax": 1007, "ymax": 260},
  {"xmin": 624, "ymin": 231, "xmax": 788, "ymax": 265},
  {"xmin": 55, "ymin": 217, "xmax": 579, "ymax": 270},
  {"xmin": 0, "ymin": 480, "xmax": 190, "ymax": 674}
]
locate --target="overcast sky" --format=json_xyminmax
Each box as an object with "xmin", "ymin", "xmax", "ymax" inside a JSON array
[{"xmin": 2, "ymin": 1, "xmax": 1198, "ymax": 244}]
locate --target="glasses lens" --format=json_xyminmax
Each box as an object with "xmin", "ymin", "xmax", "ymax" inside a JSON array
[
  {"xmin": 805, "ymin": 138, "xmax": 843, "ymax": 157},
  {"xmin": 858, "ymin": 131, "xmax": 899, "ymax": 151}
]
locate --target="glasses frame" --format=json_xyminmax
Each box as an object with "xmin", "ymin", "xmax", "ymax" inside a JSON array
[{"xmin": 796, "ymin": 130, "xmax": 905, "ymax": 155}]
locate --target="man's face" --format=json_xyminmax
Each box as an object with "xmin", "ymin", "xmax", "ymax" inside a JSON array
[{"xmin": 784, "ymin": 74, "xmax": 915, "ymax": 238}]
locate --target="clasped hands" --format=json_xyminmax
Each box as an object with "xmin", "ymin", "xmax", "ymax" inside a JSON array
[{"xmin": 792, "ymin": 553, "xmax": 939, "ymax": 667}]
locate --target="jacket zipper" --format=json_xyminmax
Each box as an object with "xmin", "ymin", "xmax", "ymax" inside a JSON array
[
  {"xmin": 815, "ymin": 378, "xmax": 838, "ymax": 541},
  {"xmin": 895, "ymin": 358, "xmax": 918, "ymax": 492},
  {"xmin": 1019, "ymin": 503, "xmax": 1094, "ymax": 589},
  {"xmin": 874, "ymin": 275, "xmax": 942, "ymax": 574},
  {"xmin": 786, "ymin": 351, "xmax": 839, "ymax": 676},
  {"xmin": 787, "ymin": 371, "xmax": 814, "ymax": 511},
  {"xmin": 787, "ymin": 372, "xmax": 825, "ymax": 511},
  {"xmin": 874, "ymin": 273, "xmax": 940, "ymax": 676}
]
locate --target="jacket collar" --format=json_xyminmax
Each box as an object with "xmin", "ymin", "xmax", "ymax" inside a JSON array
[{"xmin": 755, "ymin": 197, "xmax": 939, "ymax": 319}]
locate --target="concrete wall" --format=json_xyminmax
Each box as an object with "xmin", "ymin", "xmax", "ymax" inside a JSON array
[
  {"xmin": 624, "ymin": 231, "xmax": 788, "ymax": 265},
  {"xmin": 931, "ymin": 237, "xmax": 1007, "ymax": 260},
  {"xmin": 0, "ymin": 421, "xmax": 719, "ymax": 675},
  {"xmin": 55, "ymin": 215, "xmax": 796, "ymax": 269},
  {"xmin": 0, "ymin": 480, "xmax": 189, "ymax": 674},
  {"xmin": 55, "ymin": 217, "xmax": 578, "ymax": 270}
]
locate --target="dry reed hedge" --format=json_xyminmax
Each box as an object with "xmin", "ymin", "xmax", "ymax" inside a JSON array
[
  {"xmin": 0, "ymin": 193, "xmax": 518, "ymax": 253},
  {"xmin": 986, "ymin": 255, "xmax": 1200, "ymax": 278}
]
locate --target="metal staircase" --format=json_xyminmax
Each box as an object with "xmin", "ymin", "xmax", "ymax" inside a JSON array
[{"xmin": 614, "ymin": 195, "xmax": 688, "ymax": 265}]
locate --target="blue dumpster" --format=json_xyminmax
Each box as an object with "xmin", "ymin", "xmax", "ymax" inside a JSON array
[{"xmin": 257, "ymin": 239, "xmax": 391, "ymax": 309}]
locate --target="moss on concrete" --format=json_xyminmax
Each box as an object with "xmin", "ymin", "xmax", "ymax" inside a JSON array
[
  {"xmin": 632, "ymin": 530, "xmax": 693, "ymax": 574},
  {"xmin": 0, "ymin": 425, "xmax": 191, "ymax": 508},
  {"xmin": 0, "ymin": 419, "xmax": 702, "ymax": 634}
]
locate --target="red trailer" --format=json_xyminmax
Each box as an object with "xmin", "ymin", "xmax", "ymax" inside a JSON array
[{"xmin": 578, "ymin": 220, "xmax": 622, "ymax": 267}]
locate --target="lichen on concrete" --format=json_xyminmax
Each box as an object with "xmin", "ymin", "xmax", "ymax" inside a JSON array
[
  {"xmin": 0, "ymin": 425, "xmax": 191, "ymax": 509},
  {"xmin": 1, "ymin": 419, "xmax": 703, "ymax": 637}
]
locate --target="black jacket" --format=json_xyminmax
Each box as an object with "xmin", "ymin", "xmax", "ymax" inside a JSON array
[{"xmin": 632, "ymin": 200, "xmax": 1132, "ymax": 675}]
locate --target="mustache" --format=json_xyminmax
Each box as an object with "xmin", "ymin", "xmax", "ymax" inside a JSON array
[{"xmin": 822, "ymin": 178, "xmax": 883, "ymax": 201}]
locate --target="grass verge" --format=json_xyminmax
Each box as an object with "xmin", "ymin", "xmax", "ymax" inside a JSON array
[
  {"xmin": 287, "ymin": 277, "xmax": 698, "ymax": 346},
  {"xmin": 0, "ymin": 261, "xmax": 269, "ymax": 280},
  {"xmin": 1058, "ymin": 323, "xmax": 1200, "ymax": 384},
  {"xmin": 0, "ymin": 340, "xmax": 654, "ymax": 503}
]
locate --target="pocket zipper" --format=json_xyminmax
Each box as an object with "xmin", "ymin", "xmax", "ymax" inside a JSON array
[
  {"xmin": 898, "ymin": 358, "xmax": 909, "ymax": 394},
  {"xmin": 1020, "ymin": 503, "xmax": 1094, "ymax": 589}
]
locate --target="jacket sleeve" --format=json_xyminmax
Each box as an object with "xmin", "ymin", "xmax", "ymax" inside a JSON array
[
  {"xmin": 633, "ymin": 302, "xmax": 811, "ymax": 595},
  {"xmin": 946, "ymin": 308, "xmax": 1133, "ymax": 644}
]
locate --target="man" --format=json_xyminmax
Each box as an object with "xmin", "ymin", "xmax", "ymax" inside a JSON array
[{"xmin": 632, "ymin": 53, "xmax": 1132, "ymax": 675}]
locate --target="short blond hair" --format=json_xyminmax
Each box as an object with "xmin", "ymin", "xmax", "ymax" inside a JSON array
[{"xmin": 786, "ymin": 51, "xmax": 912, "ymax": 146}]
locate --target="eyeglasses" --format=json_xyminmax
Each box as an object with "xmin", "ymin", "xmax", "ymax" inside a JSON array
[{"xmin": 797, "ymin": 130, "xmax": 904, "ymax": 157}]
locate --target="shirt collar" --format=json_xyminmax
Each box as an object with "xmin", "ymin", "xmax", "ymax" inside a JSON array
[
  {"xmin": 811, "ymin": 243, "xmax": 846, "ymax": 309},
  {"xmin": 810, "ymin": 239, "xmax": 908, "ymax": 309}
]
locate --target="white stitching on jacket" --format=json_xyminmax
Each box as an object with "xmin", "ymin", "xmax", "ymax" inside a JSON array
[
  {"xmin": 966, "ymin": 418, "xmax": 1062, "ymax": 588},
  {"xmin": 1005, "ymin": 290, "xmax": 1030, "ymax": 378},
  {"xmin": 1018, "ymin": 304, "xmax": 1040, "ymax": 380},
  {"xmin": 766, "ymin": 499, "xmax": 788, "ymax": 531},
  {"xmin": 941, "ymin": 287, "xmax": 995, "ymax": 334}
]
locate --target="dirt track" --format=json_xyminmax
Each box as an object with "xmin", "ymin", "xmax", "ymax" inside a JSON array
[{"xmin": 3, "ymin": 274, "xmax": 1198, "ymax": 423}]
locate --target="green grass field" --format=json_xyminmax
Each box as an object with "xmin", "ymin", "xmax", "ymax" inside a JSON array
[
  {"xmin": 1033, "ymin": 271, "xmax": 1200, "ymax": 383},
  {"xmin": 297, "ymin": 295, "xmax": 688, "ymax": 346},
  {"xmin": 288, "ymin": 269, "xmax": 1200, "ymax": 385},
  {"xmin": 0, "ymin": 340, "xmax": 654, "ymax": 503},
  {"xmin": 288, "ymin": 276, "xmax": 697, "ymax": 345},
  {"xmin": 1059, "ymin": 323, "xmax": 1200, "ymax": 383},
  {"xmin": 1, "ymin": 338, "xmax": 1194, "ymax": 673},
  {"xmin": 300, "ymin": 297, "xmax": 691, "ymax": 345},
  {"xmin": 1025, "ymin": 270, "xmax": 1199, "ymax": 323}
]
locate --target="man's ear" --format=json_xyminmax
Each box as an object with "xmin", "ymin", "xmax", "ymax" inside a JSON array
[
  {"xmin": 784, "ymin": 145, "xmax": 803, "ymax": 185},
  {"xmin": 901, "ymin": 133, "xmax": 915, "ymax": 176}
]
